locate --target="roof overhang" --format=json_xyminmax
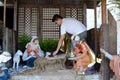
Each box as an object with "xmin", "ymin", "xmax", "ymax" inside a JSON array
[
  {"xmin": 86, "ymin": 0, "xmax": 101, "ymax": 8},
  {"xmin": 0, "ymin": 0, "xmax": 101, "ymax": 9}
]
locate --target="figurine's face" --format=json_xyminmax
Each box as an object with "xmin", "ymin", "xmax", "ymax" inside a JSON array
[
  {"xmin": 75, "ymin": 42, "xmax": 88, "ymax": 53},
  {"xmin": 33, "ymin": 39, "xmax": 39, "ymax": 45},
  {"xmin": 80, "ymin": 43, "xmax": 88, "ymax": 52}
]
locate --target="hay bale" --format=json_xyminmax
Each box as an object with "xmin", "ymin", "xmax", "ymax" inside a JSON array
[
  {"xmin": 16, "ymin": 57, "xmax": 65, "ymax": 75},
  {"xmin": 34, "ymin": 58, "xmax": 63, "ymax": 71},
  {"xmin": 16, "ymin": 58, "xmax": 47, "ymax": 75},
  {"xmin": 34, "ymin": 58, "xmax": 47, "ymax": 72}
]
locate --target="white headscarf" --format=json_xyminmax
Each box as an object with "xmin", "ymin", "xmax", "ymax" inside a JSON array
[
  {"xmin": 25, "ymin": 36, "xmax": 38, "ymax": 48},
  {"xmin": 31, "ymin": 36, "xmax": 38, "ymax": 43}
]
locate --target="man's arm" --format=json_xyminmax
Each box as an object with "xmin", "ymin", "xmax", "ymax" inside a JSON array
[{"xmin": 53, "ymin": 34, "xmax": 65, "ymax": 55}]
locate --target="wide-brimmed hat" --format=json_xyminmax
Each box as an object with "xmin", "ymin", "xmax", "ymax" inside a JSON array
[{"xmin": 0, "ymin": 51, "xmax": 11, "ymax": 63}]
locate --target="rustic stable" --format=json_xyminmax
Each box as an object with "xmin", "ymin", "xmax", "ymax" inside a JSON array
[
  {"xmin": 0, "ymin": 0, "xmax": 118, "ymax": 80},
  {"xmin": 0, "ymin": 0, "xmax": 101, "ymax": 53}
]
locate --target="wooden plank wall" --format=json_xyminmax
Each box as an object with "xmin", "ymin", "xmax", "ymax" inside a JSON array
[
  {"xmin": 100, "ymin": 10, "xmax": 117, "ymax": 80},
  {"xmin": 100, "ymin": 10, "xmax": 117, "ymax": 55},
  {"xmin": 0, "ymin": 20, "xmax": 3, "ymax": 50},
  {"xmin": 0, "ymin": 20, "xmax": 3, "ymax": 40},
  {"xmin": 87, "ymin": 28, "xmax": 100, "ymax": 57},
  {"xmin": 18, "ymin": 0, "xmax": 83, "ymax": 5},
  {"xmin": 2, "ymin": 28, "xmax": 13, "ymax": 53},
  {"xmin": 107, "ymin": 10, "xmax": 117, "ymax": 55},
  {"xmin": 2, "ymin": 28, "xmax": 13, "ymax": 67}
]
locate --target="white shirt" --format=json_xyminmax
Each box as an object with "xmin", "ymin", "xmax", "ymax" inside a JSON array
[{"xmin": 60, "ymin": 18, "xmax": 87, "ymax": 35}]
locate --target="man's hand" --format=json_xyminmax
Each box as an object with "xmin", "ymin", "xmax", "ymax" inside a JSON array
[
  {"xmin": 53, "ymin": 34, "xmax": 65, "ymax": 56},
  {"xmin": 53, "ymin": 50, "xmax": 58, "ymax": 56}
]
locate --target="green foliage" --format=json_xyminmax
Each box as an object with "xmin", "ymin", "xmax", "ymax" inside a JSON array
[
  {"xmin": 18, "ymin": 33, "xmax": 31, "ymax": 52},
  {"xmin": 39, "ymin": 39, "xmax": 58, "ymax": 52},
  {"xmin": 109, "ymin": 0, "xmax": 120, "ymax": 7}
]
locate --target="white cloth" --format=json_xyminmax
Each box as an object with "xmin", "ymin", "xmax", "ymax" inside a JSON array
[
  {"xmin": 30, "ymin": 36, "xmax": 38, "ymax": 44},
  {"xmin": 0, "ymin": 51, "xmax": 11, "ymax": 63},
  {"xmin": 60, "ymin": 18, "xmax": 87, "ymax": 35}
]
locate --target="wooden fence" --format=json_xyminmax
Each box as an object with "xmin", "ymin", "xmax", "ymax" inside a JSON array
[{"xmin": 100, "ymin": 10, "xmax": 117, "ymax": 80}]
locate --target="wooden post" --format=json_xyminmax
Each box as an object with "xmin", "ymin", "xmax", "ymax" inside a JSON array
[
  {"xmin": 13, "ymin": 0, "xmax": 18, "ymax": 53},
  {"xmin": 60, "ymin": 7, "xmax": 65, "ymax": 38},
  {"xmin": 39, "ymin": 7, "xmax": 43, "ymax": 41},
  {"xmin": 3, "ymin": 0, "xmax": 8, "ymax": 51},
  {"xmin": 100, "ymin": 0, "xmax": 111, "ymax": 80},
  {"xmin": 14, "ymin": 0, "xmax": 17, "ymax": 31},
  {"xmin": 102, "ymin": 0, "xmax": 106, "ymax": 24},
  {"xmin": 100, "ymin": 24, "xmax": 110, "ymax": 80},
  {"xmin": 83, "ymin": 3, "xmax": 87, "ymax": 26},
  {"xmin": 94, "ymin": 0, "xmax": 97, "ymax": 54},
  {"xmin": 3, "ymin": 0, "xmax": 6, "ymax": 28}
]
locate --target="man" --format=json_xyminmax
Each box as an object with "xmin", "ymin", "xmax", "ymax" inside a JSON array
[{"xmin": 52, "ymin": 14, "xmax": 87, "ymax": 55}]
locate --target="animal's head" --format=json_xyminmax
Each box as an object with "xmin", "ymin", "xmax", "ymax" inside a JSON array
[{"xmin": 16, "ymin": 50, "xmax": 23, "ymax": 56}]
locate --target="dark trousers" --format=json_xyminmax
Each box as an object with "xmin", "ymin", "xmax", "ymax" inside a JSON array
[{"xmin": 27, "ymin": 57, "xmax": 37, "ymax": 67}]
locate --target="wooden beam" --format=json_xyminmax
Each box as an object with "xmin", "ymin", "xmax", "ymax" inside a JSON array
[
  {"xmin": 3, "ymin": 0, "xmax": 9, "ymax": 51},
  {"xmin": 101, "ymin": 0, "xmax": 111, "ymax": 80},
  {"xmin": 13, "ymin": 0, "xmax": 17, "ymax": 54},
  {"xmin": 14, "ymin": 0, "xmax": 17, "ymax": 31},
  {"xmin": 3, "ymin": 0, "xmax": 6, "ymax": 28},
  {"xmin": 100, "ymin": 24, "xmax": 111, "ymax": 80},
  {"xmin": 83, "ymin": 3, "xmax": 87, "ymax": 26},
  {"xmin": 94, "ymin": 0, "xmax": 97, "ymax": 54},
  {"xmin": 94, "ymin": 0, "xmax": 97, "ymax": 28},
  {"xmin": 102, "ymin": 0, "xmax": 106, "ymax": 24},
  {"xmin": 39, "ymin": 7, "xmax": 43, "ymax": 41}
]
